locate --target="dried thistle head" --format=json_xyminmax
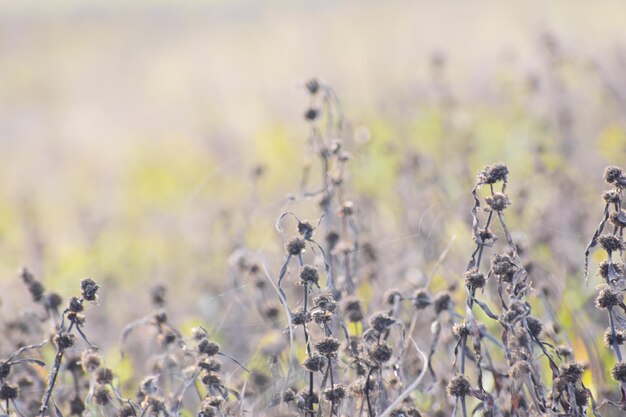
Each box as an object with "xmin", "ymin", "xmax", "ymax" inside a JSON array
[
  {"xmin": 477, "ymin": 162, "xmax": 509, "ymax": 185},
  {"xmin": 447, "ymin": 375, "xmax": 472, "ymax": 397}
]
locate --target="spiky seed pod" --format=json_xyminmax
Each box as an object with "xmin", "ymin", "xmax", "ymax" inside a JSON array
[
  {"xmin": 525, "ymin": 317, "xmax": 543, "ymax": 337},
  {"xmin": 286, "ymin": 238, "xmax": 306, "ymax": 255},
  {"xmin": 452, "ymin": 321, "xmax": 470, "ymax": 338},
  {"xmin": 297, "ymin": 221, "xmax": 314, "ymax": 239},
  {"xmin": 603, "ymin": 190, "xmax": 622, "ymax": 204},
  {"xmin": 604, "ymin": 328, "xmax": 626, "ymax": 347},
  {"xmin": 412, "ymin": 289, "xmax": 432, "ymax": 310},
  {"xmin": 477, "ymin": 162, "xmax": 509, "ymax": 185},
  {"xmin": 201, "ymin": 372, "xmax": 222, "ymax": 387},
  {"xmin": 81, "ymin": 350, "xmax": 102, "ymax": 373},
  {"xmin": 291, "ymin": 308, "xmax": 312, "ymax": 326},
  {"xmin": 153, "ymin": 312, "xmax": 167, "ymax": 324},
  {"xmin": 315, "ymin": 337, "xmax": 341, "ymax": 356},
  {"xmin": 300, "ymin": 265, "xmax": 319, "ymax": 285},
  {"xmin": 81, "ymin": 278, "xmax": 99, "ymax": 301},
  {"xmin": 447, "ymin": 375, "xmax": 472, "ymax": 397},
  {"xmin": 95, "ymin": 367, "xmax": 114, "ymax": 385},
  {"xmin": 94, "ymin": 385, "xmax": 111, "ymax": 405},
  {"xmin": 599, "ymin": 234, "xmax": 625, "ymax": 253},
  {"xmin": 297, "ymin": 389, "xmax": 319, "ymax": 410},
  {"xmin": 198, "ymin": 339, "xmax": 220, "ymax": 356},
  {"xmin": 368, "ymin": 311, "xmax": 395, "ymax": 333},
  {"xmin": 385, "ymin": 289, "xmax": 403, "ymax": 305},
  {"xmin": 263, "ymin": 305, "xmax": 280, "ymax": 320},
  {"xmin": 368, "ymin": 342, "xmax": 393, "ymax": 363},
  {"xmin": 140, "ymin": 376, "xmax": 158, "ymax": 395},
  {"xmin": 556, "ymin": 345, "xmax": 573, "ymax": 358},
  {"xmin": 575, "ymin": 387, "xmax": 589, "ymax": 407},
  {"xmin": 0, "ymin": 362, "xmax": 9, "ymax": 379},
  {"xmin": 595, "ymin": 288, "xmax": 623, "ymax": 309},
  {"xmin": 612, "ymin": 361, "xmax": 626, "ymax": 382},
  {"xmin": 45, "ymin": 293, "xmax": 63, "ymax": 310},
  {"xmin": 312, "ymin": 309, "xmax": 333, "ymax": 324},
  {"xmin": 342, "ymin": 297, "xmax": 364, "ymax": 322},
  {"xmin": 560, "ymin": 361, "xmax": 584, "ymax": 383},
  {"xmin": 464, "ymin": 269, "xmax": 486, "ymax": 291},
  {"xmin": 302, "ymin": 353, "xmax": 326, "ymax": 372},
  {"xmin": 197, "ymin": 359, "xmax": 221, "ymax": 372},
  {"xmin": 433, "ymin": 291, "xmax": 452, "ymax": 314},
  {"xmin": 54, "ymin": 332, "xmax": 76, "ymax": 351},
  {"xmin": 491, "ymin": 254, "xmax": 517, "ymax": 277},
  {"xmin": 283, "ymin": 388, "xmax": 296, "ymax": 403},
  {"xmin": 485, "ymin": 192, "xmax": 511, "ymax": 211},
  {"xmin": 323, "ymin": 385, "xmax": 346, "ymax": 402},
  {"xmin": 604, "ymin": 166, "xmax": 624, "ymax": 185},
  {"xmin": 0, "ymin": 383, "xmax": 18, "ymax": 401},
  {"xmin": 597, "ymin": 261, "xmax": 624, "ymax": 280},
  {"xmin": 313, "ymin": 292, "xmax": 337, "ymax": 312},
  {"xmin": 611, "ymin": 210, "xmax": 626, "ymax": 228},
  {"xmin": 304, "ymin": 108, "xmax": 319, "ymax": 121},
  {"xmin": 69, "ymin": 396, "xmax": 86, "ymax": 416},
  {"xmin": 306, "ymin": 79, "xmax": 320, "ymax": 95},
  {"xmin": 68, "ymin": 296, "xmax": 84, "ymax": 313}
]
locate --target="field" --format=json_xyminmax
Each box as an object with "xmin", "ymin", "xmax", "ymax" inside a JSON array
[{"xmin": 2, "ymin": 2, "xmax": 626, "ymax": 416}]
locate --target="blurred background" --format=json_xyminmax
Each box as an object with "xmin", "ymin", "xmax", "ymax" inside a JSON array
[{"xmin": 2, "ymin": 0, "xmax": 626, "ymax": 392}]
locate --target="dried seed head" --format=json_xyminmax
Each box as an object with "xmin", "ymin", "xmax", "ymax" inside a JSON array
[
  {"xmin": 385, "ymin": 289, "xmax": 403, "ymax": 305},
  {"xmin": 491, "ymin": 254, "xmax": 517, "ymax": 277},
  {"xmin": 560, "ymin": 361, "xmax": 584, "ymax": 383},
  {"xmin": 556, "ymin": 345, "xmax": 573, "ymax": 358},
  {"xmin": 611, "ymin": 210, "xmax": 626, "ymax": 228},
  {"xmin": 297, "ymin": 389, "xmax": 319, "ymax": 409},
  {"xmin": 598, "ymin": 261, "xmax": 624, "ymax": 281},
  {"xmin": 198, "ymin": 339, "xmax": 220, "ymax": 356},
  {"xmin": 283, "ymin": 388, "xmax": 296, "ymax": 403},
  {"xmin": 312, "ymin": 309, "xmax": 333, "ymax": 324},
  {"xmin": 452, "ymin": 321, "xmax": 470, "ymax": 338},
  {"xmin": 575, "ymin": 387, "xmax": 589, "ymax": 407},
  {"xmin": 603, "ymin": 190, "xmax": 622, "ymax": 204},
  {"xmin": 197, "ymin": 358, "xmax": 221, "ymax": 372},
  {"xmin": 263, "ymin": 305, "xmax": 280, "ymax": 320},
  {"xmin": 595, "ymin": 288, "xmax": 623, "ymax": 309},
  {"xmin": 201, "ymin": 372, "xmax": 222, "ymax": 387},
  {"xmin": 300, "ymin": 265, "xmax": 320, "ymax": 285},
  {"xmin": 368, "ymin": 342, "xmax": 393, "ymax": 363},
  {"xmin": 525, "ymin": 317, "xmax": 543, "ymax": 337},
  {"xmin": 313, "ymin": 291, "xmax": 337, "ymax": 312},
  {"xmin": 323, "ymin": 385, "xmax": 346, "ymax": 402},
  {"xmin": 464, "ymin": 269, "xmax": 486, "ymax": 291},
  {"xmin": 68, "ymin": 296, "xmax": 84, "ymax": 313},
  {"xmin": 368, "ymin": 311, "xmax": 396, "ymax": 333},
  {"xmin": 315, "ymin": 337, "xmax": 341, "ymax": 356},
  {"xmin": 433, "ymin": 291, "xmax": 452, "ymax": 314},
  {"xmin": 81, "ymin": 350, "xmax": 102, "ymax": 373},
  {"xmin": 80, "ymin": 278, "xmax": 99, "ymax": 302},
  {"xmin": 412, "ymin": 289, "xmax": 432, "ymax": 310},
  {"xmin": 612, "ymin": 361, "xmax": 626, "ymax": 382},
  {"xmin": 342, "ymin": 297, "xmax": 364, "ymax": 322},
  {"xmin": 304, "ymin": 108, "xmax": 319, "ymax": 121},
  {"xmin": 45, "ymin": 293, "xmax": 63, "ymax": 310},
  {"xmin": 291, "ymin": 308, "xmax": 312, "ymax": 326},
  {"xmin": 54, "ymin": 332, "xmax": 76, "ymax": 351},
  {"xmin": 340, "ymin": 201, "xmax": 355, "ymax": 216},
  {"xmin": 604, "ymin": 166, "xmax": 625, "ymax": 185},
  {"xmin": 70, "ymin": 396, "xmax": 86, "ymax": 416},
  {"xmin": 150, "ymin": 284, "xmax": 167, "ymax": 307},
  {"xmin": 0, "ymin": 383, "xmax": 18, "ymax": 401},
  {"xmin": 477, "ymin": 162, "xmax": 509, "ymax": 185},
  {"xmin": 326, "ymin": 231, "xmax": 340, "ymax": 250},
  {"xmin": 286, "ymin": 238, "xmax": 306, "ymax": 256},
  {"xmin": 141, "ymin": 376, "xmax": 159, "ymax": 395},
  {"xmin": 0, "ymin": 362, "xmax": 10, "ymax": 379},
  {"xmin": 306, "ymin": 79, "xmax": 320, "ymax": 95},
  {"xmin": 297, "ymin": 221, "xmax": 314, "ymax": 239},
  {"xmin": 604, "ymin": 329, "xmax": 626, "ymax": 347},
  {"xmin": 485, "ymin": 192, "xmax": 511, "ymax": 211},
  {"xmin": 303, "ymin": 354, "xmax": 326, "ymax": 372},
  {"xmin": 599, "ymin": 234, "xmax": 625, "ymax": 252},
  {"xmin": 94, "ymin": 385, "xmax": 111, "ymax": 405},
  {"xmin": 67, "ymin": 311, "xmax": 85, "ymax": 326},
  {"xmin": 447, "ymin": 375, "xmax": 472, "ymax": 397},
  {"xmin": 95, "ymin": 367, "xmax": 114, "ymax": 385}
]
